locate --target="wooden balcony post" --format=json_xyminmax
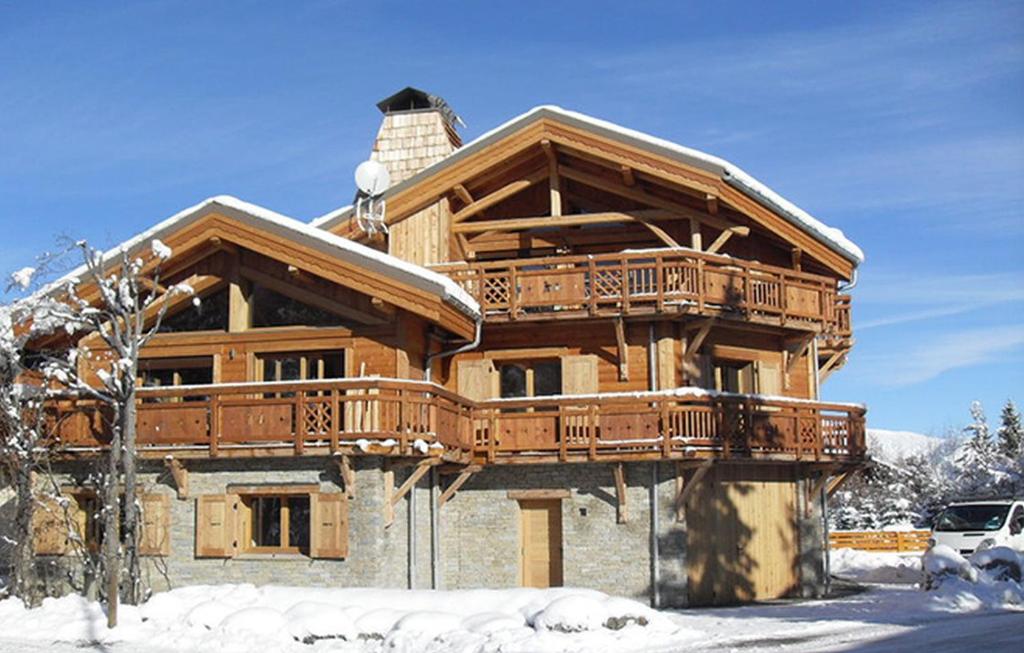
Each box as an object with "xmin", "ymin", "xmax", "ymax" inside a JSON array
[
  {"xmin": 488, "ymin": 411, "xmax": 497, "ymax": 463},
  {"xmin": 398, "ymin": 388, "xmax": 409, "ymax": 454},
  {"xmin": 588, "ymin": 405, "xmax": 599, "ymax": 460},
  {"xmin": 588, "ymin": 257, "xmax": 598, "ymax": 315},
  {"xmin": 558, "ymin": 406, "xmax": 568, "ymax": 462},
  {"xmin": 660, "ymin": 401, "xmax": 671, "ymax": 458},
  {"xmin": 294, "ymin": 391, "xmax": 305, "ymax": 455},
  {"xmin": 508, "ymin": 266, "xmax": 519, "ymax": 320},
  {"xmin": 620, "ymin": 257, "xmax": 630, "ymax": 313},
  {"xmin": 330, "ymin": 387, "xmax": 340, "ymax": 453},
  {"xmin": 209, "ymin": 394, "xmax": 220, "ymax": 458},
  {"xmin": 696, "ymin": 259, "xmax": 705, "ymax": 314},
  {"xmin": 656, "ymin": 256, "xmax": 665, "ymax": 312}
]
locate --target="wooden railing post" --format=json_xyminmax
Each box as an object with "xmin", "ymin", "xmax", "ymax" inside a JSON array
[
  {"xmin": 558, "ymin": 406, "xmax": 568, "ymax": 462},
  {"xmin": 588, "ymin": 405, "xmax": 598, "ymax": 460},
  {"xmin": 655, "ymin": 256, "xmax": 665, "ymax": 312},
  {"xmin": 660, "ymin": 401, "xmax": 671, "ymax": 458},
  {"xmin": 330, "ymin": 388, "xmax": 340, "ymax": 453},
  {"xmin": 588, "ymin": 257, "xmax": 598, "ymax": 315},
  {"xmin": 620, "ymin": 257, "xmax": 630, "ymax": 313},
  {"xmin": 294, "ymin": 391, "xmax": 305, "ymax": 455},
  {"xmin": 209, "ymin": 394, "xmax": 220, "ymax": 458},
  {"xmin": 488, "ymin": 411, "xmax": 498, "ymax": 463},
  {"xmin": 508, "ymin": 266, "xmax": 519, "ymax": 320}
]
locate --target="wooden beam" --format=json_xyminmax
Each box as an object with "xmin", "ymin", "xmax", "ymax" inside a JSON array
[
  {"xmin": 228, "ymin": 255, "xmax": 249, "ymax": 333},
  {"xmin": 706, "ymin": 226, "xmax": 751, "ymax": 254},
  {"xmin": 706, "ymin": 194, "xmax": 719, "ymax": 215},
  {"xmin": 453, "ymin": 183, "xmax": 474, "ymax": 205},
  {"xmin": 819, "ymin": 350, "xmax": 845, "ymax": 383},
  {"xmin": 614, "ymin": 317, "xmax": 629, "ymax": 381},
  {"xmin": 675, "ymin": 460, "xmax": 712, "ymax": 519},
  {"xmin": 613, "ymin": 463, "xmax": 627, "ymax": 523},
  {"xmin": 541, "ymin": 139, "xmax": 562, "ymax": 218},
  {"xmin": 620, "ymin": 165, "xmax": 635, "ymax": 187},
  {"xmin": 439, "ymin": 466, "xmax": 479, "ymax": 507},
  {"xmin": 786, "ymin": 335, "xmax": 815, "ymax": 375},
  {"xmin": 452, "ymin": 209, "xmax": 682, "ymax": 234},
  {"xmin": 689, "ymin": 218, "xmax": 703, "ymax": 251},
  {"xmin": 390, "ymin": 459, "xmax": 433, "ymax": 507},
  {"xmin": 641, "ymin": 220, "xmax": 681, "ymax": 248},
  {"xmin": 452, "ymin": 169, "xmax": 548, "ymax": 223},
  {"xmin": 333, "ymin": 453, "xmax": 356, "ymax": 498},
  {"xmin": 558, "ymin": 165, "xmax": 739, "ymax": 231},
  {"xmin": 682, "ymin": 319, "xmax": 714, "ymax": 367},
  {"xmin": 826, "ymin": 469, "xmax": 859, "ymax": 497},
  {"xmin": 507, "ymin": 488, "xmax": 570, "ymax": 501},
  {"xmin": 791, "ymin": 248, "xmax": 803, "ymax": 272},
  {"xmin": 239, "ymin": 264, "xmax": 387, "ymax": 326},
  {"xmin": 163, "ymin": 458, "xmax": 188, "ymax": 500}
]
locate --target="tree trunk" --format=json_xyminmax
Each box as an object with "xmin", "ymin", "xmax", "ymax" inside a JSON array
[
  {"xmin": 102, "ymin": 414, "xmax": 122, "ymax": 629},
  {"xmin": 121, "ymin": 393, "xmax": 141, "ymax": 605},
  {"xmin": 11, "ymin": 463, "xmax": 40, "ymax": 607}
]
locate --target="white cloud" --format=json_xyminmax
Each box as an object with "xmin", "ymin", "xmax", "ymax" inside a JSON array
[{"xmin": 858, "ymin": 325, "xmax": 1024, "ymax": 386}]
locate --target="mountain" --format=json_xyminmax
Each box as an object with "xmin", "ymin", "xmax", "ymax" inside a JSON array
[{"xmin": 866, "ymin": 428, "xmax": 943, "ymax": 464}]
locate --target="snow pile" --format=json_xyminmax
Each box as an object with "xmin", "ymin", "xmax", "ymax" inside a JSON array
[
  {"xmin": 922, "ymin": 545, "xmax": 1024, "ymax": 612},
  {"xmin": 0, "ymin": 584, "xmax": 696, "ymax": 652},
  {"xmin": 830, "ymin": 548, "xmax": 923, "ymax": 584}
]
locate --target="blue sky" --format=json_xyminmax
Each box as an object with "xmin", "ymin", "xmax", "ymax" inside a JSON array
[{"xmin": 1, "ymin": 1, "xmax": 1021, "ymax": 435}]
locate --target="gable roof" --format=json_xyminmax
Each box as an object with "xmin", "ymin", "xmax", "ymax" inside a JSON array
[
  {"xmin": 41, "ymin": 195, "xmax": 480, "ymax": 323},
  {"xmin": 313, "ymin": 105, "xmax": 864, "ymax": 267}
]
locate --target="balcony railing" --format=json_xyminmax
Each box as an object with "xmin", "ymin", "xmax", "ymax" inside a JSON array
[
  {"xmin": 44, "ymin": 380, "xmax": 866, "ymax": 465},
  {"xmin": 47, "ymin": 379, "xmax": 477, "ymax": 458},
  {"xmin": 432, "ymin": 249, "xmax": 851, "ymax": 335},
  {"xmin": 472, "ymin": 390, "xmax": 865, "ymax": 463}
]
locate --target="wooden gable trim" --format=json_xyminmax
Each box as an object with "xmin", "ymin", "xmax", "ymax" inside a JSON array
[
  {"xmin": 338, "ymin": 114, "xmax": 854, "ymax": 279},
  {"xmin": 149, "ymin": 213, "xmax": 474, "ymax": 339}
]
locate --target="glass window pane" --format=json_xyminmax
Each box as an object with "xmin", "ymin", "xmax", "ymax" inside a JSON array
[
  {"xmin": 250, "ymin": 284, "xmax": 344, "ymax": 328},
  {"xmin": 254, "ymin": 497, "xmax": 282, "ymax": 547},
  {"xmin": 500, "ymin": 364, "xmax": 527, "ymax": 399},
  {"xmin": 289, "ymin": 496, "xmax": 310, "ymax": 552},
  {"xmin": 533, "ymin": 362, "xmax": 562, "ymax": 397},
  {"xmin": 157, "ymin": 288, "xmax": 228, "ymax": 332}
]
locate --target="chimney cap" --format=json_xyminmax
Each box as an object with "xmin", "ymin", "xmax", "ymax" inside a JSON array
[{"xmin": 376, "ymin": 86, "xmax": 464, "ymax": 128}]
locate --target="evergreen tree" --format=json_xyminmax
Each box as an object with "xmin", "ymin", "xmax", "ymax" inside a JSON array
[{"xmin": 997, "ymin": 399, "xmax": 1023, "ymax": 459}]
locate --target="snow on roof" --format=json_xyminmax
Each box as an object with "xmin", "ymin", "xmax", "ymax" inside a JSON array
[
  {"xmin": 313, "ymin": 105, "xmax": 864, "ymax": 266},
  {"xmin": 41, "ymin": 195, "xmax": 480, "ymax": 321}
]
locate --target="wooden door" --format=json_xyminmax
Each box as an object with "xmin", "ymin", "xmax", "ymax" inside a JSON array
[
  {"xmin": 685, "ymin": 465, "xmax": 799, "ymax": 605},
  {"xmin": 519, "ymin": 499, "xmax": 563, "ymax": 588}
]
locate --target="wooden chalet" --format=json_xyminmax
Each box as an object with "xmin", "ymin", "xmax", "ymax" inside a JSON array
[{"xmin": 24, "ymin": 88, "xmax": 866, "ymax": 607}]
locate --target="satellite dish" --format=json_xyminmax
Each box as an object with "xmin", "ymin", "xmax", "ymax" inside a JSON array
[{"xmin": 354, "ymin": 160, "xmax": 391, "ymax": 197}]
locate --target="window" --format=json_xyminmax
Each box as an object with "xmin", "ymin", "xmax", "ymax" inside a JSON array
[
  {"xmin": 33, "ymin": 490, "xmax": 170, "ymax": 557},
  {"xmin": 713, "ymin": 359, "xmax": 754, "ymax": 394},
  {"xmin": 241, "ymin": 494, "xmax": 311, "ymax": 555},
  {"xmin": 250, "ymin": 284, "xmax": 345, "ymax": 328},
  {"xmin": 139, "ymin": 356, "xmax": 214, "ymax": 402},
  {"xmin": 157, "ymin": 288, "xmax": 228, "ymax": 333},
  {"xmin": 257, "ymin": 350, "xmax": 345, "ymax": 398},
  {"xmin": 499, "ymin": 360, "xmax": 561, "ymax": 411},
  {"xmin": 934, "ymin": 504, "xmax": 1011, "ymax": 532}
]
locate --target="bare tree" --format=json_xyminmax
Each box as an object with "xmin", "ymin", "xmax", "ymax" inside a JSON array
[{"xmin": 24, "ymin": 238, "xmax": 193, "ymax": 626}]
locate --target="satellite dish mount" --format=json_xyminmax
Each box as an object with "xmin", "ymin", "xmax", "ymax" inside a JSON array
[{"xmin": 354, "ymin": 160, "xmax": 391, "ymax": 236}]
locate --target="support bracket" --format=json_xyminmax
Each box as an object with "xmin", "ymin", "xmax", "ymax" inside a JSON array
[
  {"xmin": 163, "ymin": 457, "xmax": 188, "ymax": 500},
  {"xmin": 439, "ymin": 465, "xmax": 481, "ymax": 508},
  {"xmin": 332, "ymin": 453, "xmax": 356, "ymax": 499},
  {"xmin": 613, "ymin": 463, "xmax": 628, "ymax": 523},
  {"xmin": 674, "ymin": 460, "xmax": 713, "ymax": 521},
  {"xmin": 614, "ymin": 317, "xmax": 630, "ymax": 382}
]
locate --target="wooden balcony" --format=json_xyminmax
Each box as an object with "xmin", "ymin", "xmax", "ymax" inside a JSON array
[
  {"xmin": 472, "ymin": 391, "xmax": 865, "ymax": 464},
  {"xmin": 433, "ymin": 249, "xmax": 852, "ymax": 336},
  {"xmin": 45, "ymin": 380, "xmax": 865, "ymax": 466},
  {"xmin": 47, "ymin": 379, "xmax": 477, "ymax": 461}
]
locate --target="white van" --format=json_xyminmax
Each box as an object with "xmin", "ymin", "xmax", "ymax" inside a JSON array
[{"xmin": 930, "ymin": 498, "xmax": 1024, "ymax": 554}]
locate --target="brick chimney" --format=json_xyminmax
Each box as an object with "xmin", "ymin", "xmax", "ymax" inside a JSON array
[{"xmin": 371, "ymin": 87, "xmax": 463, "ymax": 184}]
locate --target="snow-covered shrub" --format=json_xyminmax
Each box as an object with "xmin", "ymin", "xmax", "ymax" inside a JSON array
[
  {"xmin": 970, "ymin": 546, "xmax": 1023, "ymax": 583},
  {"xmin": 923, "ymin": 545, "xmax": 976, "ymax": 589},
  {"xmin": 284, "ymin": 600, "xmax": 357, "ymax": 642},
  {"xmin": 217, "ymin": 606, "xmax": 289, "ymax": 637},
  {"xmin": 533, "ymin": 594, "xmax": 607, "ymax": 632}
]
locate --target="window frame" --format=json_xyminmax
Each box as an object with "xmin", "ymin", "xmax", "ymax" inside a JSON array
[
  {"xmin": 498, "ymin": 358, "xmax": 562, "ymax": 412},
  {"xmin": 230, "ymin": 484, "xmax": 317, "ymax": 558}
]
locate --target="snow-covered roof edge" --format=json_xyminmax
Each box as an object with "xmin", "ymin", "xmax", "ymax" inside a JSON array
[
  {"xmin": 38, "ymin": 195, "xmax": 480, "ymax": 321},
  {"xmin": 313, "ymin": 105, "xmax": 864, "ymax": 267}
]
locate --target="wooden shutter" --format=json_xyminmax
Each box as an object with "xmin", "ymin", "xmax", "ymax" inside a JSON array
[
  {"xmin": 560, "ymin": 355, "xmax": 598, "ymax": 395},
  {"xmin": 140, "ymin": 493, "xmax": 171, "ymax": 556},
  {"xmin": 457, "ymin": 359, "xmax": 498, "ymax": 400},
  {"xmin": 310, "ymin": 492, "xmax": 348, "ymax": 559},
  {"xmin": 32, "ymin": 494, "xmax": 75, "ymax": 556},
  {"xmin": 195, "ymin": 494, "xmax": 238, "ymax": 558},
  {"xmin": 755, "ymin": 360, "xmax": 783, "ymax": 396}
]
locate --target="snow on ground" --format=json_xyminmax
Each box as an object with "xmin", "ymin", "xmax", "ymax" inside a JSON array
[
  {"xmin": 0, "ymin": 585, "xmax": 698, "ymax": 653},
  {"xmin": 1, "ymin": 548, "xmax": 1022, "ymax": 653},
  {"xmin": 831, "ymin": 548, "xmax": 924, "ymax": 584}
]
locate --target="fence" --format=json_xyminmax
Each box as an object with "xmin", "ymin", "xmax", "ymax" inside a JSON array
[{"xmin": 829, "ymin": 530, "xmax": 930, "ymax": 553}]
